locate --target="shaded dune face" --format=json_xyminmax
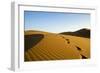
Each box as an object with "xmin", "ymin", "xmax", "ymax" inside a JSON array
[
  {"xmin": 60, "ymin": 29, "xmax": 90, "ymax": 38},
  {"xmin": 24, "ymin": 34, "xmax": 44, "ymax": 51},
  {"xmin": 24, "ymin": 31, "xmax": 90, "ymax": 61}
]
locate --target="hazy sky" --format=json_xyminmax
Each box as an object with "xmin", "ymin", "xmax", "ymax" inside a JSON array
[{"xmin": 24, "ymin": 11, "xmax": 90, "ymax": 33}]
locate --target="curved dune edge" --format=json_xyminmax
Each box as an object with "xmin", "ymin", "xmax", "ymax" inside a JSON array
[
  {"xmin": 24, "ymin": 31, "xmax": 90, "ymax": 61},
  {"xmin": 25, "ymin": 34, "xmax": 44, "ymax": 51}
]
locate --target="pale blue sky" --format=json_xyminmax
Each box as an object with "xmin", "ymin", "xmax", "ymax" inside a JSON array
[{"xmin": 24, "ymin": 11, "xmax": 90, "ymax": 33}]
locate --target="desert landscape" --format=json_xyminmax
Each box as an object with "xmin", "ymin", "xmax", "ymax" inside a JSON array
[
  {"xmin": 24, "ymin": 28, "xmax": 90, "ymax": 61},
  {"xmin": 24, "ymin": 11, "xmax": 90, "ymax": 62}
]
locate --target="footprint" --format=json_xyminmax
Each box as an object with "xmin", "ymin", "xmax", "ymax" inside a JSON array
[
  {"xmin": 75, "ymin": 46, "xmax": 87, "ymax": 59},
  {"xmin": 75, "ymin": 46, "xmax": 82, "ymax": 51},
  {"xmin": 62, "ymin": 36, "xmax": 65, "ymax": 38},
  {"xmin": 60, "ymin": 36, "xmax": 70, "ymax": 44},
  {"xmin": 65, "ymin": 39, "xmax": 70, "ymax": 44},
  {"xmin": 80, "ymin": 54, "xmax": 87, "ymax": 59}
]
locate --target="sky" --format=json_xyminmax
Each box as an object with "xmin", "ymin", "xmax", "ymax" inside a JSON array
[{"xmin": 24, "ymin": 11, "xmax": 90, "ymax": 33}]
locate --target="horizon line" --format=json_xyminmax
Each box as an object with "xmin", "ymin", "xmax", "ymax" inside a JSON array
[{"xmin": 24, "ymin": 27, "xmax": 90, "ymax": 33}]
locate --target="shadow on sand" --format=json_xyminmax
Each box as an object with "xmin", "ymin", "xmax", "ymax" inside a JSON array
[{"xmin": 25, "ymin": 34, "xmax": 44, "ymax": 51}]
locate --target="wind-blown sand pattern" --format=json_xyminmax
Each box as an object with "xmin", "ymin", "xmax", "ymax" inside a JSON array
[{"xmin": 24, "ymin": 30, "xmax": 90, "ymax": 61}]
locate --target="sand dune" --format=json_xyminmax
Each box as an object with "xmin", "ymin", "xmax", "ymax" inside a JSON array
[
  {"xmin": 24, "ymin": 30, "xmax": 90, "ymax": 61},
  {"xmin": 60, "ymin": 28, "xmax": 90, "ymax": 38}
]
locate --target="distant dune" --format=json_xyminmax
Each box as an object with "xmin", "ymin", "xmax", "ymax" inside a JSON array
[
  {"xmin": 24, "ymin": 30, "xmax": 90, "ymax": 61},
  {"xmin": 60, "ymin": 28, "xmax": 90, "ymax": 38}
]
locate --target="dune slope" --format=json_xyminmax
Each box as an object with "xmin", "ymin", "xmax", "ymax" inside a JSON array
[{"xmin": 24, "ymin": 30, "xmax": 90, "ymax": 61}]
